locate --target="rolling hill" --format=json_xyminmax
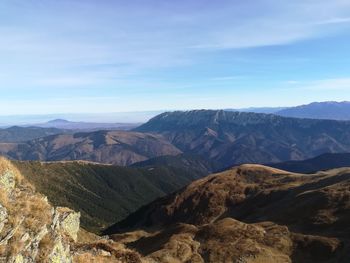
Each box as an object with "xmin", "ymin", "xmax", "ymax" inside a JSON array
[
  {"xmin": 0, "ymin": 130, "xmax": 181, "ymax": 166},
  {"xmin": 104, "ymin": 164, "xmax": 350, "ymax": 262},
  {"xmin": 0, "ymin": 126, "xmax": 68, "ymax": 142},
  {"xmin": 13, "ymin": 160, "xmax": 205, "ymax": 233},
  {"xmin": 135, "ymin": 110, "xmax": 350, "ymax": 169}
]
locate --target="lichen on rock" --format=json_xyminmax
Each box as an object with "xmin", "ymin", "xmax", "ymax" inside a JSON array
[
  {"xmin": 0, "ymin": 204, "xmax": 8, "ymax": 233},
  {"xmin": 48, "ymin": 237, "xmax": 72, "ymax": 263},
  {"xmin": 0, "ymin": 169, "xmax": 15, "ymax": 193},
  {"xmin": 54, "ymin": 207, "xmax": 80, "ymax": 242}
]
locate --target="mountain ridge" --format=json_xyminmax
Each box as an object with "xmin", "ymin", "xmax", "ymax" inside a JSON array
[
  {"xmin": 276, "ymin": 101, "xmax": 350, "ymax": 120},
  {"xmin": 0, "ymin": 130, "xmax": 181, "ymax": 166},
  {"xmin": 0, "ymin": 126, "xmax": 69, "ymax": 143},
  {"xmin": 135, "ymin": 109, "xmax": 350, "ymax": 168}
]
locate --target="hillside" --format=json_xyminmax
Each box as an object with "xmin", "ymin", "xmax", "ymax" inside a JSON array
[
  {"xmin": 0, "ymin": 130, "xmax": 181, "ymax": 166},
  {"xmin": 270, "ymin": 152, "xmax": 350, "ymax": 173},
  {"xmin": 131, "ymin": 154, "xmax": 220, "ymax": 175},
  {"xmin": 276, "ymin": 101, "xmax": 350, "ymax": 120},
  {"xmin": 135, "ymin": 110, "xmax": 350, "ymax": 169},
  {"xmin": 0, "ymin": 126, "xmax": 67, "ymax": 142},
  {"xmin": 13, "ymin": 160, "xmax": 205, "ymax": 233},
  {"xmin": 0, "ymin": 157, "xmax": 150, "ymax": 262},
  {"xmin": 104, "ymin": 164, "xmax": 350, "ymax": 262},
  {"xmin": 4, "ymin": 110, "xmax": 350, "ymax": 169}
]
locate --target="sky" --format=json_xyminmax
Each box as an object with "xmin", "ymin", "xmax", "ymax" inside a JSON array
[{"xmin": 1, "ymin": 0, "xmax": 350, "ymax": 116}]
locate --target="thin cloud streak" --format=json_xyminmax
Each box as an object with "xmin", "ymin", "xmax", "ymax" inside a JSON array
[{"xmin": 0, "ymin": 0, "xmax": 350, "ymax": 113}]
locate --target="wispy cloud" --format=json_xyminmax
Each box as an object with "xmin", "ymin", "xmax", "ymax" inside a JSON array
[
  {"xmin": 303, "ymin": 78, "xmax": 350, "ymax": 91},
  {"xmin": 0, "ymin": 0, "xmax": 350, "ymax": 113},
  {"xmin": 285, "ymin": 78, "xmax": 350, "ymax": 91},
  {"xmin": 314, "ymin": 17, "xmax": 350, "ymax": 25}
]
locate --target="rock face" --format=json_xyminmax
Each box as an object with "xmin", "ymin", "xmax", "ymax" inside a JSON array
[
  {"xmin": 53, "ymin": 208, "xmax": 80, "ymax": 242},
  {"xmin": 0, "ymin": 169, "xmax": 15, "ymax": 193},
  {"xmin": 0, "ymin": 157, "xmax": 74, "ymax": 262},
  {"xmin": 0, "ymin": 157, "xmax": 143, "ymax": 262}
]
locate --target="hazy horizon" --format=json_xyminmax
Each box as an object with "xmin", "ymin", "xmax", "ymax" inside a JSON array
[
  {"xmin": 1, "ymin": 1, "xmax": 350, "ymax": 115},
  {"xmin": 0, "ymin": 99, "xmax": 348, "ymax": 125}
]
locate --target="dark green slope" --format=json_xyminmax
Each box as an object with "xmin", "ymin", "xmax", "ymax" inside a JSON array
[
  {"xmin": 131, "ymin": 154, "xmax": 220, "ymax": 176},
  {"xmin": 13, "ymin": 160, "xmax": 203, "ymax": 233}
]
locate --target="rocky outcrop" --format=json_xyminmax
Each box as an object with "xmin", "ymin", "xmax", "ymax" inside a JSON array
[
  {"xmin": 53, "ymin": 208, "xmax": 80, "ymax": 242},
  {"xmin": 0, "ymin": 157, "xmax": 73, "ymax": 262},
  {"xmin": 0, "ymin": 157, "xmax": 143, "ymax": 262},
  {"xmin": 0, "ymin": 169, "xmax": 15, "ymax": 192}
]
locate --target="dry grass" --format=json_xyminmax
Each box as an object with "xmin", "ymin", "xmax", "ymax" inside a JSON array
[
  {"xmin": 0, "ymin": 157, "xmax": 23, "ymax": 184},
  {"xmin": 77, "ymin": 228, "xmax": 100, "ymax": 244},
  {"xmin": 0, "ymin": 157, "xmax": 52, "ymax": 259},
  {"xmin": 36, "ymin": 233, "xmax": 55, "ymax": 262},
  {"xmin": 74, "ymin": 253, "xmax": 114, "ymax": 263},
  {"xmin": 0, "ymin": 189, "xmax": 9, "ymax": 209},
  {"xmin": 0, "ymin": 244, "xmax": 6, "ymax": 255},
  {"xmin": 73, "ymin": 240, "xmax": 143, "ymax": 263},
  {"xmin": 7, "ymin": 235, "xmax": 24, "ymax": 257},
  {"xmin": 12, "ymin": 194, "xmax": 52, "ymax": 231}
]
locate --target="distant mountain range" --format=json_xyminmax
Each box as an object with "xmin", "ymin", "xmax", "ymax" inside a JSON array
[
  {"xmin": 0, "ymin": 126, "xmax": 69, "ymax": 142},
  {"xmin": 0, "ymin": 111, "xmax": 162, "ymax": 126},
  {"xmin": 275, "ymin": 101, "xmax": 350, "ymax": 120},
  {"xmin": 135, "ymin": 110, "xmax": 350, "ymax": 168},
  {"xmin": 2, "ymin": 110, "xmax": 350, "ymax": 168},
  {"xmin": 270, "ymin": 152, "xmax": 350, "ymax": 173},
  {"xmin": 228, "ymin": 106, "xmax": 288, "ymax": 114},
  {"xmin": 231, "ymin": 101, "xmax": 350, "ymax": 120},
  {"xmin": 32, "ymin": 118, "xmax": 140, "ymax": 131},
  {"xmin": 0, "ymin": 130, "xmax": 181, "ymax": 166}
]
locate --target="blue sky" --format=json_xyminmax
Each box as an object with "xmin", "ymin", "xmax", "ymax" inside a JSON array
[{"xmin": 1, "ymin": 0, "xmax": 350, "ymax": 115}]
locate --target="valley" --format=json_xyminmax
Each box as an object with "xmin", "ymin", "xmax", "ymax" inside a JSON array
[
  {"xmin": 0, "ymin": 108, "xmax": 350, "ymax": 262},
  {"xmin": 3, "ymin": 1, "xmax": 350, "ymax": 261},
  {"xmin": 13, "ymin": 159, "xmax": 206, "ymax": 233}
]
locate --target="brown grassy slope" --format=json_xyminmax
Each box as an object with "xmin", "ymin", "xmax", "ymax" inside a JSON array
[
  {"xmin": 0, "ymin": 130, "xmax": 181, "ymax": 166},
  {"xmin": 105, "ymin": 164, "xmax": 350, "ymax": 263}
]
